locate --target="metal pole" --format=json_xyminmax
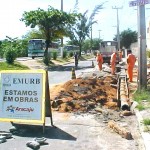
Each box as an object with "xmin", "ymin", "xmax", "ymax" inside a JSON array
[
  {"xmin": 61, "ymin": 0, "xmax": 63, "ymax": 47},
  {"xmin": 60, "ymin": 0, "xmax": 63, "ymax": 57},
  {"xmin": 112, "ymin": 7, "xmax": 122, "ymax": 50},
  {"xmin": 91, "ymin": 25, "xmax": 93, "ymax": 52},
  {"xmin": 117, "ymin": 9, "xmax": 120, "ymax": 50},
  {"xmin": 138, "ymin": 4, "xmax": 147, "ymax": 90},
  {"xmin": 98, "ymin": 30, "xmax": 101, "ymax": 51}
]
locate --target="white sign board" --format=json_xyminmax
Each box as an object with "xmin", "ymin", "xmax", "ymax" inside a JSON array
[{"xmin": 0, "ymin": 70, "xmax": 46, "ymax": 124}]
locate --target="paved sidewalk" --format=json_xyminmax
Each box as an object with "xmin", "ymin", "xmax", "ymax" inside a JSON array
[{"xmin": 128, "ymin": 67, "xmax": 150, "ymax": 150}]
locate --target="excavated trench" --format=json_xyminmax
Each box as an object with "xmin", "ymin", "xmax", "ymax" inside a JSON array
[{"xmin": 50, "ymin": 66, "xmax": 131, "ymax": 113}]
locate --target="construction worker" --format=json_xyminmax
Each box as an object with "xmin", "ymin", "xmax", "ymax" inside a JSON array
[
  {"xmin": 127, "ymin": 50, "xmax": 136, "ymax": 82},
  {"xmin": 96, "ymin": 51, "xmax": 103, "ymax": 71},
  {"xmin": 110, "ymin": 51, "xmax": 117, "ymax": 75}
]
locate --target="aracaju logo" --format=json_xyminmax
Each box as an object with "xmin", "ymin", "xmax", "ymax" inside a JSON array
[{"xmin": 6, "ymin": 105, "xmax": 34, "ymax": 113}]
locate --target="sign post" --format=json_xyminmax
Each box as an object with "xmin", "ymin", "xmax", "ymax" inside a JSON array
[
  {"xmin": 129, "ymin": 0, "xmax": 148, "ymax": 90},
  {"xmin": 0, "ymin": 70, "xmax": 53, "ymax": 132}
]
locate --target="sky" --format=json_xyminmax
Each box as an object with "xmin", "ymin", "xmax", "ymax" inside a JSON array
[{"xmin": 0, "ymin": 0, "xmax": 150, "ymax": 42}]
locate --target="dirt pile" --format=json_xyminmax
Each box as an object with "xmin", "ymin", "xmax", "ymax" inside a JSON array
[{"xmin": 50, "ymin": 76, "xmax": 119, "ymax": 113}]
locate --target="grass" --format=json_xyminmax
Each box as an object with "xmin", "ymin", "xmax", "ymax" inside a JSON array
[
  {"xmin": 0, "ymin": 61, "xmax": 29, "ymax": 70},
  {"xmin": 143, "ymin": 118, "xmax": 150, "ymax": 125},
  {"xmin": 49, "ymin": 54, "xmax": 95, "ymax": 66},
  {"xmin": 133, "ymin": 89, "xmax": 150, "ymax": 111}
]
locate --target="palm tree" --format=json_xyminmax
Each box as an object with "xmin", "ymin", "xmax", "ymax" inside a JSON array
[{"xmin": 67, "ymin": 2, "xmax": 105, "ymax": 56}]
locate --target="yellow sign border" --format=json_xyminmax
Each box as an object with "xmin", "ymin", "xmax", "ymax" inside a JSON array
[{"xmin": 0, "ymin": 69, "xmax": 46, "ymax": 124}]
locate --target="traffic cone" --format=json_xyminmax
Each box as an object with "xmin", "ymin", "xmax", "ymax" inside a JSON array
[
  {"xmin": 71, "ymin": 68, "xmax": 76, "ymax": 79},
  {"xmin": 92, "ymin": 60, "xmax": 94, "ymax": 68}
]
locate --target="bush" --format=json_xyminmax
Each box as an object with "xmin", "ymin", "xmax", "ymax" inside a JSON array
[
  {"xmin": 63, "ymin": 50, "xmax": 67, "ymax": 59},
  {"xmin": 69, "ymin": 51, "xmax": 73, "ymax": 57},
  {"xmin": 5, "ymin": 48, "xmax": 16, "ymax": 64},
  {"xmin": 147, "ymin": 50, "xmax": 150, "ymax": 58},
  {"xmin": 52, "ymin": 51, "xmax": 58, "ymax": 60}
]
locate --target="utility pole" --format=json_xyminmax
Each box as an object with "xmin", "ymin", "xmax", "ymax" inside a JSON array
[
  {"xmin": 138, "ymin": 4, "xmax": 147, "ymax": 90},
  {"xmin": 90, "ymin": 25, "xmax": 93, "ymax": 52},
  {"xmin": 112, "ymin": 6, "xmax": 122, "ymax": 50},
  {"xmin": 60, "ymin": 0, "xmax": 63, "ymax": 57},
  {"xmin": 98, "ymin": 30, "xmax": 101, "ymax": 51}
]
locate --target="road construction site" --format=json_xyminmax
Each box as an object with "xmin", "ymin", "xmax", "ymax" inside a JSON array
[{"xmin": 0, "ymin": 57, "xmax": 149, "ymax": 150}]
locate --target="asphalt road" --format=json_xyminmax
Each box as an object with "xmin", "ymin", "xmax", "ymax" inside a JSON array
[{"xmin": 48, "ymin": 58, "xmax": 96, "ymax": 86}]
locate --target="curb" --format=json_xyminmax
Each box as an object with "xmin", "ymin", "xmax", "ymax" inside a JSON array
[{"xmin": 135, "ymin": 109, "xmax": 150, "ymax": 150}]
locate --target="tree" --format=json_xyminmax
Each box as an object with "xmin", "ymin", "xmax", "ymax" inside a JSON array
[
  {"xmin": 23, "ymin": 29, "xmax": 45, "ymax": 40},
  {"xmin": 113, "ymin": 28, "xmax": 137, "ymax": 49},
  {"xmin": 21, "ymin": 6, "xmax": 79, "ymax": 65},
  {"xmin": 67, "ymin": 2, "xmax": 104, "ymax": 56},
  {"xmin": 81, "ymin": 38, "xmax": 102, "ymax": 52},
  {"xmin": 1, "ymin": 36, "xmax": 28, "ymax": 58}
]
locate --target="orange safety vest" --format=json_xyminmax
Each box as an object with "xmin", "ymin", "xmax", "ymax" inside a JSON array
[
  {"xmin": 110, "ymin": 52, "xmax": 116, "ymax": 64},
  {"xmin": 96, "ymin": 54, "xmax": 103, "ymax": 63},
  {"xmin": 127, "ymin": 54, "xmax": 136, "ymax": 68}
]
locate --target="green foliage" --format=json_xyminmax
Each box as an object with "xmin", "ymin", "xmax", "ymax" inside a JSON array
[
  {"xmin": 67, "ymin": 3, "xmax": 104, "ymax": 56},
  {"xmin": 91, "ymin": 38, "xmax": 101, "ymax": 50},
  {"xmin": 23, "ymin": 29, "xmax": 45, "ymax": 40},
  {"xmin": 5, "ymin": 48, "xmax": 16, "ymax": 64},
  {"xmin": 1, "ymin": 37, "xmax": 28, "ymax": 58},
  {"xmin": 52, "ymin": 50, "xmax": 58, "ymax": 60},
  {"xmin": 147, "ymin": 50, "xmax": 150, "ymax": 58},
  {"xmin": 136, "ymin": 104, "xmax": 145, "ymax": 111},
  {"xmin": 21, "ymin": 6, "xmax": 79, "ymax": 59},
  {"xmin": 133, "ymin": 89, "xmax": 150, "ymax": 103},
  {"xmin": 113, "ymin": 28, "xmax": 137, "ymax": 49},
  {"xmin": 63, "ymin": 50, "xmax": 67, "ymax": 59},
  {"xmin": 69, "ymin": 51, "xmax": 74, "ymax": 57},
  {"xmin": 143, "ymin": 118, "xmax": 150, "ymax": 125},
  {"xmin": 133, "ymin": 89, "xmax": 150, "ymax": 111}
]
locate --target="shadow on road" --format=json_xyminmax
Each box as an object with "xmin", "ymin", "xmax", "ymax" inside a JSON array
[
  {"xmin": 11, "ymin": 124, "xmax": 77, "ymax": 141},
  {"xmin": 48, "ymin": 64, "xmax": 93, "ymax": 72}
]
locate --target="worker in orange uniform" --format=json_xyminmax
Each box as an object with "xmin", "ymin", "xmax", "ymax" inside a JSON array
[
  {"xmin": 96, "ymin": 52, "xmax": 103, "ymax": 71},
  {"xmin": 127, "ymin": 50, "xmax": 136, "ymax": 82},
  {"xmin": 110, "ymin": 51, "xmax": 117, "ymax": 75}
]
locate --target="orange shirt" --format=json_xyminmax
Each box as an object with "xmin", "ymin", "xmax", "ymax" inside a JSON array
[
  {"xmin": 127, "ymin": 54, "xmax": 136, "ymax": 68},
  {"xmin": 110, "ymin": 52, "xmax": 117, "ymax": 64},
  {"xmin": 96, "ymin": 54, "xmax": 103, "ymax": 63}
]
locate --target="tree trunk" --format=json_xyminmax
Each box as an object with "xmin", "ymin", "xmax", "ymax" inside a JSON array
[{"xmin": 43, "ymin": 37, "xmax": 51, "ymax": 65}]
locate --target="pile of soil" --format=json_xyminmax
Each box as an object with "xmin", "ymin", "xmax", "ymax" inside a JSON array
[{"xmin": 50, "ymin": 76, "xmax": 119, "ymax": 113}]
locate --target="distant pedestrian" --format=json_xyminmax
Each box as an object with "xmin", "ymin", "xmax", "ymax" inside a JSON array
[
  {"xmin": 96, "ymin": 51, "xmax": 103, "ymax": 71},
  {"xmin": 74, "ymin": 52, "xmax": 78, "ymax": 68},
  {"xmin": 127, "ymin": 50, "xmax": 136, "ymax": 82},
  {"xmin": 110, "ymin": 51, "xmax": 117, "ymax": 75}
]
